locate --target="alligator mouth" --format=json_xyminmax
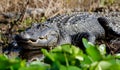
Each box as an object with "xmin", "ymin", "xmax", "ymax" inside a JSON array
[
  {"xmin": 15, "ymin": 40, "xmax": 49, "ymax": 50},
  {"xmin": 14, "ymin": 35, "xmax": 52, "ymax": 49},
  {"xmin": 28, "ymin": 39, "xmax": 36, "ymax": 42},
  {"xmin": 27, "ymin": 38, "xmax": 55, "ymax": 47}
]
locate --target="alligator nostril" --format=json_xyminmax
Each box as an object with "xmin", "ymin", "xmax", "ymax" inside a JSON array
[
  {"xmin": 14, "ymin": 34, "xmax": 28, "ymax": 41},
  {"xmin": 14, "ymin": 35, "xmax": 22, "ymax": 40}
]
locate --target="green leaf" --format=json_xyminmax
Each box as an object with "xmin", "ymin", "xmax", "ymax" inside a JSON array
[
  {"xmin": 51, "ymin": 44, "xmax": 73, "ymax": 54},
  {"xmin": 114, "ymin": 53, "xmax": 120, "ymax": 59},
  {"xmin": 51, "ymin": 46, "xmax": 62, "ymax": 52},
  {"xmin": 29, "ymin": 61, "xmax": 49, "ymax": 67},
  {"xmin": 96, "ymin": 61, "xmax": 112, "ymax": 70},
  {"xmin": 67, "ymin": 66, "xmax": 81, "ymax": 70},
  {"xmin": 89, "ymin": 62, "xmax": 98, "ymax": 70},
  {"xmin": 110, "ymin": 63, "xmax": 120, "ymax": 70},
  {"xmin": 59, "ymin": 65, "xmax": 67, "ymax": 70},
  {"xmin": 41, "ymin": 49, "xmax": 55, "ymax": 62},
  {"xmin": 19, "ymin": 66, "xmax": 47, "ymax": 70},
  {"xmin": 86, "ymin": 46, "xmax": 102, "ymax": 61},
  {"xmin": 0, "ymin": 54, "xmax": 26, "ymax": 70},
  {"xmin": 82, "ymin": 38, "xmax": 90, "ymax": 48},
  {"xmin": 61, "ymin": 44, "xmax": 73, "ymax": 54},
  {"xmin": 71, "ymin": 45, "xmax": 83, "ymax": 55},
  {"xmin": 75, "ymin": 56, "xmax": 84, "ymax": 61},
  {"xmin": 51, "ymin": 53, "xmax": 66, "ymax": 65},
  {"xmin": 59, "ymin": 65, "xmax": 82, "ymax": 70},
  {"xmin": 82, "ymin": 38, "xmax": 103, "ymax": 61},
  {"xmin": 80, "ymin": 54, "xmax": 92, "ymax": 69}
]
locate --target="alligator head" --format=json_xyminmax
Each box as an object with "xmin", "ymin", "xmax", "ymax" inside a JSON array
[{"xmin": 15, "ymin": 23, "xmax": 59, "ymax": 49}]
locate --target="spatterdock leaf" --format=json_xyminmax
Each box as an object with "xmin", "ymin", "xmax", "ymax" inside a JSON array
[
  {"xmin": 93, "ymin": 61, "xmax": 111, "ymax": 70},
  {"xmin": 51, "ymin": 46, "xmax": 62, "ymax": 52},
  {"xmin": 67, "ymin": 66, "xmax": 81, "ymax": 70},
  {"xmin": 41, "ymin": 49, "xmax": 55, "ymax": 62},
  {"xmin": 86, "ymin": 46, "xmax": 102, "ymax": 61},
  {"xmin": 82, "ymin": 38, "xmax": 90, "ymax": 48},
  {"xmin": 61, "ymin": 44, "xmax": 73, "ymax": 54},
  {"xmin": 82, "ymin": 38, "xmax": 103, "ymax": 61},
  {"xmin": 59, "ymin": 65, "xmax": 81, "ymax": 70},
  {"xmin": 114, "ymin": 53, "xmax": 120, "ymax": 59}
]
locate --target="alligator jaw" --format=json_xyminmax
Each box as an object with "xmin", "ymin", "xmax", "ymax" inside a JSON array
[{"xmin": 14, "ymin": 28, "xmax": 59, "ymax": 49}]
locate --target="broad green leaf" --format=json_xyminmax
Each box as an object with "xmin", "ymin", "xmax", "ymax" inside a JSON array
[
  {"xmin": 0, "ymin": 54, "xmax": 8, "ymax": 60},
  {"xmin": 19, "ymin": 66, "xmax": 47, "ymax": 70},
  {"xmin": 75, "ymin": 56, "xmax": 84, "ymax": 61},
  {"xmin": 96, "ymin": 61, "xmax": 112, "ymax": 70},
  {"xmin": 61, "ymin": 44, "xmax": 73, "ymax": 54},
  {"xmin": 0, "ymin": 54, "xmax": 26, "ymax": 70},
  {"xmin": 41, "ymin": 49, "xmax": 55, "ymax": 62},
  {"xmin": 51, "ymin": 53, "xmax": 66, "ymax": 64},
  {"xmin": 50, "ymin": 62, "xmax": 62, "ymax": 70},
  {"xmin": 29, "ymin": 61, "xmax": 49, "ymax": 67},
  {"xmin": 67, "ymin": 66, "xmax": 81, "ymax": 70},
  {"xmin": 82, "ymin": 39, "xmax": 103, "ymax": 61},
  {"xmin": 110, "ymin": 63, "xmax": 120, "ymax": 70},
  {"xmin": 89, "ymin": 62, "xmax": 98, "ymax": 70},
  {"xmin": 51, "ymin": 44, "xmax": 73, "ymax": 54},
  {"xmin": 82, "ymin": 38, "xmax": 90, "ymax": 48},
  {"xmin": 114, "ymin": 53, "xmax": 120, "ymax": 59},
  {"xmin": 59, "ymin": 65, "xmax": 67, "ymax": 70},
  {"xmin": 86, "ymin": 46, "xmax": 102, "ymax": 61},
  {"xmin": 22, "ymin": 61, "xmax": 50, "ymax": 70},
  {"xmin": 71, "ymin": 45, "xmax": 83, "ymax": 55},
  {"xmin": 51, "ymin": 46, "xmax": 62, "ymax": 52},
  {"xmin": 80, "ymin": 54, "xmax": 92, "ymax": 69}
]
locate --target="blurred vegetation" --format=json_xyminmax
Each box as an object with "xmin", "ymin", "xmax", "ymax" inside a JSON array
[{"xmin": 1, "ymin": 38, "xmax": 120, "ymax": 70}]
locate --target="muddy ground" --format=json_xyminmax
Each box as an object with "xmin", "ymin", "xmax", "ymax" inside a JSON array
[{"xmin": 0, "ymin": 0, "xmax": 120, "ymax": 60}]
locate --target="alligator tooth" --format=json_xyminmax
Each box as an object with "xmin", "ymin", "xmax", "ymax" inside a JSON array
[{"xmin": 28, "ymin": 40, "xmax": 33, "ymax": 43}]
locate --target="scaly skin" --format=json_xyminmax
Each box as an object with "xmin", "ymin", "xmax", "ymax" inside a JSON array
[{"xmin": 14, "ymin": 12, "xmax": 120, "ymax": 49}]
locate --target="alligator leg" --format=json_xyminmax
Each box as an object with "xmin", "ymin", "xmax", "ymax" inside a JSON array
[
  {"xmin": 98, "ymin": 17, "xmax": 120, "ymax": 36},
  {"xmin": 58, "ymin": 32, "xmax": 96, "ymax": 48},
  {"xmin": 87, "ymin": 33, "xmax": 96, "ymax": 44},
  {"xmin": 58, "ymin": 34, "xmax": 71, "ymax": 45},
  {"xmin": 71, "ymin": 32, "xmax": 96, "ymax": 49}
]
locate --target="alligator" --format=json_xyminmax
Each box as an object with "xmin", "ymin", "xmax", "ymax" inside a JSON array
[{"xmin": 14, "ymin": 12, "xmax": 120, "ymax": 49}]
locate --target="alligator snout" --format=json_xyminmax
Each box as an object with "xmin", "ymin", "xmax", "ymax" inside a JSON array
[
  {"xmin": 15, "ymin": 34, "xmax": 38, "ymax": 43},
  {"xmin": 13, "ymin": 21, "xmax": 60, "ymax": 49},
  {"xmin": 15, "ymin": 34, "xmax": 28, "ymax": 41}
]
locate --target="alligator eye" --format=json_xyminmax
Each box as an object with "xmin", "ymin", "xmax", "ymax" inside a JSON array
[
  {"xmin": 39, "ymin": 36, "xmax": 47, "ymax": 40},
  {"xmin": 42, "ymin": 24, "xmax": 45, "ymax": 27},
  {"xmin": 36, "ymin": 24, "xmax": 41, "ymax": 29},
  {"xmin": 39, "ymin": 37, "xmax": 44, "ymax": 39},
  {"xmin": 29, "ymin": 39, "xmax": 36, "ymax": 42},
  {"xmin": 41, "ymin": 24, "xmax": 46, "ymax": 28}
]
